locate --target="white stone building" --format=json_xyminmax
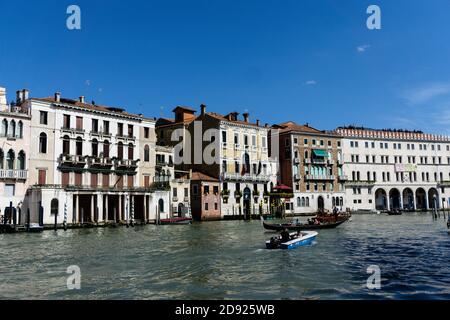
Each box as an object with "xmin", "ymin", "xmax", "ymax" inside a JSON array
[
  {"xmin": 18, "ymin": 91, "xmax": 170, "ymax": 227},
  {"xmin": 337, "ymin": 127, "xmax": 450, "ymax": 212}
]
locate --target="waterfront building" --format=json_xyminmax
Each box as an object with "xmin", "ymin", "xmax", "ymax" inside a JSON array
[
  {"xmin": 18, "ymin": 91, "xmax": 170, "ymax": 226},
  {"xmin": 190, "ymin": 171, "xmax": 221, "ymax": 221},
  {"xmin": 336, "ymin": 127, "xmax": 450, "ymax": 211},
  {"xmin": 156, "ymin": 105, "xmax": 278, "ymax": 219},
  {"xmin": 0, "ymin": 88, "xmax": 30, "ymax": 223},
  {"xmin": 274, "ymin": 121, "xmax": 346, "ymax": 214}
]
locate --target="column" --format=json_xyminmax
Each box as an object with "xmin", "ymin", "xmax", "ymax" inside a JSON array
[
  {"xmin": 399, "ymin": 193, "xmax": 403, "ymax": 210},
  {"xmin": 144, "ymin": 195, "xmax": 148, "ymax": 222},
  {"xmin": 386, "ymin": 195, "xmax": 390, "ymax": 211},
  {"xmin": 75, "ymin": 195, "xmax": 79, "ymax": 224},
  {"xmin": 425, "ymin": 192, "xmax": 429, "ymax": 210},
  {"xmin": 105, "ymin": 194, "xmax": 109, "ymax": 221},
  {"xmin": 118, "ymin": 194, "xmax": 122, "ymax": 222},
  {"xmin": 98, "ymin": 194, "xmax": 103, "ymax": 223},
  {"xmin": 90, "ymin": 195, "xmax": 95, "ymax": 223}
]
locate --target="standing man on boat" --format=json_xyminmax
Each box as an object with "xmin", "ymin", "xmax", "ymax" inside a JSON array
[{"xmin": 281, "ymin": 228, "xmax": 290, "ymax": 243}]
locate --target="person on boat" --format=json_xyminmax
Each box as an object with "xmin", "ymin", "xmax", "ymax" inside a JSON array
[
  {"xmin": 447, "ymin": 215, "xmax": 450, "ymax": 229},
  {"xmin": 307, "ymin": 218, "xmax": 314, "ymax": 225},
  {"xmin": 281, "ymin": 228, "xmax": 290, "ymax": 243}
]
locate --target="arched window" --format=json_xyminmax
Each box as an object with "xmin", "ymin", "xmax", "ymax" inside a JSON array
[
  {"xmin": 306, "ymin": 197, "xmax": 310, "ymax": 207},
  {"xmin": 62, "ymin": 135, "xmax": 70, "ymax": 155},
  {"xmin": 1, "ymin": 119, "xmax": 7, "ymax": 137},
  {"xmin": 297, "ymin": 197, "xmax": 301, "ymax": 207},
  {"xmin": 301, "ymin": 197, "xmax": 306, "ymax": 207},
  {"xmin": 17, "ymin": 121, "xmax": 23, "ymax": 138},
  {"xmin": 92, "ymin": 139, "xmax": 98, "ymax": 157},
  {"xmin": 340, "ymin": 197, "xmax": 343, "ymax": 207},
  {"xmin": 76, "ymin": 137, "xmax": 83, "ymax": 156},
  {"xmin": 243, "ymin": 153, "xmax": 250, "ymax": 174},
  {"xmin": 6, "ymin": 149, "xmax": 15, "ymax": 170},
  {"xmin": 158, "ymin": 198, "xmax": 165, "ymax": 213},
  {"xmin": 18, "ymin": 151, "xmax": 26, "ymax": 170},
  {"xmin": 51, "ymin": 198, "xmax": 59, "ymax": 215},
  {"xmin": 304, "ymin": 150, "xmax": 309, "ymax": 159},
  {"xmin": 117, "ymin": 142, "xmax": 123, "ymax": 160},
  {"xmin": 144, "ymin": 145, "xmax": 150, "ymax": 162},
  {"xmin": 128, "ymin": 143, "xmax": 134, "ymax": 160},
  {"xmin": 10, "ymin": 120, "xmax": 16, "ymax": 137},
  {"xmin": 103, "ymin": 140, "xmax": 110, "ymax": 158},
  {"xmin": 332, "ymin": 197, "xmax": 336, "ymax": 207},
  {"xmin": 39, "ymin": 133, "xmax": 47, "ymax": 154},
  {"xmin": 0, "ymin": 149, "xmax": 3, "ymax": 169}
]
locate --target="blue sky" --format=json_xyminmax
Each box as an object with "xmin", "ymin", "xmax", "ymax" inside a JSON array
[{"xmin": 1, "ymin": 0, "xmax": 450, "ymax": 134}]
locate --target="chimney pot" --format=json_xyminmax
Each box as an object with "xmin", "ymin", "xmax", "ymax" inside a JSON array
[
  {"xmin": 16, "ymin": 90, "xmax": 23, "ymax": 104},
  {"xmin": 55, "ymin": 92, "xmax": 61, "ymax": 102},
  {"xmin": 79, "ymin": 96, "xmax": 85, "ymax": 103},
  {"xmin": 200, "ymin": 104, "xmax": 206, "ymax": 116},
  {"xmin": 22, "ymin": 89, "xmax": 29, "ymax": 101},
  {"xmin": 256, "ymin": 119, "xmax": 260, "ymax": 126},
  {"xmin": 243, "ymin": 113, "xmax": 249, "ymax": 123}
]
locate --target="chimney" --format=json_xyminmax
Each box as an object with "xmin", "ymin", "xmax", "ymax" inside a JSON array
[
  {"xmin": 16, "ymin": 90, "xmax": 23, "ymax": 104},
  {"xmin": 243, "ymin": 113, "xmax": 249, "ymax": 123},
  {"xmin": 79, "ymin": 96, "xmax": 85, "ymax": 103},
  {"xmin": 55, "ymin": 92, "xmax": 61, "ymax": 102},
  {"xmin": 200, "ymin": 104, "xmax": 206, "ymax": 116},
  {"xmin": 256, "ymin": 119, "xmax": 260, "ymax": 126},
  {"xmin": 22, "ymin": 89, "xmax": 29, "ymax": 101},
  {"xmin": 0, "ymin": 87, "xmax": 7, "ymax": 111},
  {"xmin": 265, "ymin": 123, "xmax": 269, "ymax": 128}
]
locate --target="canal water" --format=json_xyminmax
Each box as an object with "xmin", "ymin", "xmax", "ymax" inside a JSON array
[{"xmin": 1, "ymin": 213, "xmax": 449, "ymax": 300}]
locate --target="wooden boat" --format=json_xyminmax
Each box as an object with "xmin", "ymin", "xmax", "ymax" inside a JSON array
[
  {"xmin": 28, "ymin": 223, "xmax": 44, "ymax": 233},
  {"xmin": 266, "ymin": 231, "xmax": 318, "ymax": 250},
  {"xmin": 159, "ymin": 217, "xmax": 192, "ymax": 225},
  {"xmin": 263, "ymin": 218, "xmax": 348, "ymax": 232},
  {"xmin": 386, "ymin": 210, "xmax": 403, "ymax": 216}
]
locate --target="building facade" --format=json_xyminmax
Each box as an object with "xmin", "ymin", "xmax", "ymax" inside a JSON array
[
  {"xmin": 336, "ymin": 127, "xmax": 450, "ymax": 211},
  {"xmin": 275, "ymin": 122, "xmax": 346, "ymax": 214},
  {"xmin": 156, "ymin": 105, "xmax": 278, "ymax": 219},
  {"xmin": 19, "ymin": 91, "xmax": 170, "ymax": 226},
  {"xmin": 190, "ymin": 171, "xmax": 221, "ymax": 221},
  {"xmin": 0, "ymin": 88, "xmax": 30, "ymax": 223}
]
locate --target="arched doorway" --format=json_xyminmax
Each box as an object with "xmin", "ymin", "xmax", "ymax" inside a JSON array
[
  {"xmin": 243, "ymin": 187, "xmax": 251, "ymax": 220},
  {"xmin": 416, "ymin": 188, "xmax": 427, "ymax": 210},
  {"xmin": 178, "ymin": 203, "xmax": 185, "ymax": 217},
  {"xmin": 317, "ymin": 196, "xmax": 325, "ymax": 212},
  {"xmin": 375, "ymin": 189, "xmax": 387, "ymax": 210},
  {"xmin": 389, "ymin": 189, "xmax": 401, "ymax": 210},
  {"xmin": 402, "ymin": 188, "xmax": 414, "ymax": 210},
  {"xmin": 428, "ymin": 188, "xmax": 439, "ymax": 210}
]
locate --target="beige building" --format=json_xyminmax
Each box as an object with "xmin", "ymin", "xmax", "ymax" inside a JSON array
[{"xmin": 0, "ymin": 88, "xmax": 30, "ymax": 224}]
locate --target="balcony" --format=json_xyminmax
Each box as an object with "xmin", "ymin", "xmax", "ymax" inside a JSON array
[
  {"xmin": 59, "ymin": 154, "xmax": 87, "ymax": 167},
  {"xmin": 116, "ymin": 134, "xmax": 136, "ymax": 142},
  {"xmin": 438, "ymin": 180, "xmax": 450, "ymax": 187},
  {"xmin": 345, "ymin": 180, "xmax": 376, "ymax": 187},
  {"xmin": 172, "ymin": 197, "xmax": 178, "ymax": 202},
  {"xmin": 222, "ymin": 172, "xmax": 271, "ymax": 183},
  {"xmin": 0, "ymin": 169, "xmax": 28, "ymax": 180},
  {"xmin": 115, "ymin": 159, "xmax": 139, "ymax": 170},
  {"xmin": 87, "ymin": 156, "xmax": 113, "ymax": 168},
  {"xmin": 61, "ymin": 127, "xmax": 85, "ymax": 135},
  {"xmin": 305, "ymin": 174, "xmax": 335, "ymax": 181},
  {"xmin": 312, "ymin": 158, "xmax": 327, "ymax": 165}
]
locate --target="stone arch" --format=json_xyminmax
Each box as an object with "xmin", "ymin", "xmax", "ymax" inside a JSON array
[
  {"xmin": 402, "ymin": 188, "xmax": 414, "ymax": 210},
  {"xmin": 375, "ymin": 188, "xmax": 387, "ymax": 210},
  {"xmin": 416, "ymin": 188, "xmax": 427, "ymax": 210},
  {"xmin": 428, "ymin": 188, "xmax": 439, "ymax": 209}
]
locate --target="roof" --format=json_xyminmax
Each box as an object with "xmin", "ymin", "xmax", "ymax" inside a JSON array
[
  {"xmin": 190, "ymin": 171, "xmax": 219, "ymax": 182},
  {"xmin": 205, "ymin": 112, "xmax": 265, "ymax": 128},
  {"xmin": 275, "ymin": 121, "xmax": 336, "ymax": 136},
  {"xmin": 172, "ymin": 106, "xmax": 196, "ymax": 113},
  {"xmin": 32, "ymin": 97, "xmax": 154, "ymax": 120}
]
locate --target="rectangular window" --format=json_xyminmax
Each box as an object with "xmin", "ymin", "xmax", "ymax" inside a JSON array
[
  {"xmin": 76, "ymin": 116, "xmax": 83, "ymax": 130},
  {"xmin": 38, "ymin": 169, "xmax": 46, "ymax": 185},
  {"xmin": 127, "ymin": 175, "xmax": 133, "ymax": 188},
  {"xmin": 62, "ymin": 172, "xmax": 70, "ymax": 187},
  {"xmin": 40, "ymin": 111, "xmax": 48, "ymax": 125},
  {"xmin": 222, "ymin": 131, "xmax": 227, "ymax": 143},
  {"xmin": 144, "ymin": 175, "xmax": 150, "ymax": 188},
  {"xmin": 91, "ymin": 173, "xmax": 98, "ymax": 188},
  {"xmin": 205, "ymin": 203, "xmax": 209, "ymax": 211},
  {"xmin": 103, "ymin": 121, "xmax": 110, "ymax": 134},
  {"xmin": 173, "ymin": 187, "xmax": 178, "ymax": 197},
  {"xmin": 144, "ymin": 127, "xmax": 150, "ymax": 139},
  {"xmin": 75, "ymin": 172, "xmax": 82, "ymax": 186},
  {"xmin": 92, "ymin": 119, "xmax": 98, "ymax": 133},
  {"xmin": 204, "ymin": 185, "xmax": 210, "ymax": 194},
  {"xmin": 128, "ymin": 124, "xmax": 134, "ymax": 138},
  {"xmin": 4, "ymin": 184, "xmax": 15, "ymax": 197},
  {"xmin": 118, "ymin": 123, "xmax": 124, "ymax": 136},
  {"xmin": 63, "ymin": 114, "xmax": 70, "ymax": 129},
  {"xmin": 102, "ymin": 174, "xmax": 109, "ymax": 187}
]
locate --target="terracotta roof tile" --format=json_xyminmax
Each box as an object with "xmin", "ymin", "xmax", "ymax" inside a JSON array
[{"xmin": 190, "ymin": 171, "xmax": 219, "ymax": 182}]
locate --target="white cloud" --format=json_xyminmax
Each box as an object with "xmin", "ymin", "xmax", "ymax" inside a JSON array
[
  {"xmin": 402, "ymin": 83, "xmax": 450, "ymax": 105},
  {"xmin": 305, "ymin": 80, "xmax": 317, "ymax": 85},
  {"xmin": 357, "ymin": 45, "xmax": 371, "ymax": 53}
]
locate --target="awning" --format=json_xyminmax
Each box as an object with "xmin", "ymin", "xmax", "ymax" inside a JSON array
[{"xmin": 313, "ymin": 149, "xmax": 329, "ymax": 157}]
